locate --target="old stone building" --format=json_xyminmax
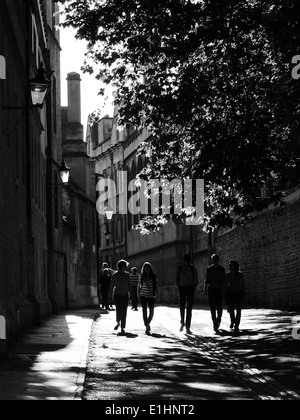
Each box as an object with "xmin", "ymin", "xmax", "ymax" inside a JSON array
[
  {"xmin": 0, "ymin": 0, "xmax": 64, "ymax": 338},
  {"xmin": 86, "ymin": 109, "xmax": 209, "ymax": 302},
  {"xmin": 62, "ymin": 72, "xmax": 98, "ymax": 308},
  {"xmin": 87, "ymin": 108, "xmax": 128, "ymax": 270}
]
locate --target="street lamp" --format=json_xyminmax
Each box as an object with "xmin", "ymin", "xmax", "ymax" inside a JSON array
[
  {"xmin": 3, "ymin": 63, "xmax": 51, "ymax": 111},
  {"xmin": 105, "ymin": 204, "xmax": 114, "ymax": 221},
  {"xmin": 58, "ymin": 161, "xmax": 71, "ymax": 185},
  {"xmin": 30, "ymin": 64, "xmax": 51, "ymax": 108}
]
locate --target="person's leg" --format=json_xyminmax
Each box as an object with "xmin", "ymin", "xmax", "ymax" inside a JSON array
[
  {"xmin": 208, "ymin": 290, "xmax": 218, "ymax": 330},
  {"xmin": 114, "ymin": 295, "xmax": 121, "ymax": 329},
  {"xmin": 216, "ymin": 290, "xmax": 223, "ymax": 327},
  {"xmin": 235, "ymin": 293, "xmax": 244, "ymax": 329},
  {"xmin": 228, "ymin": 293, "xmax": 236, "ymax": 328},
  {"xmin": 179, "ymin": 287, "xmax": 187, "ymax": 327},
  {"xmin": 186, "ymin": 287, "xmax": 195, "ymax": 331},
  {"xmin": 147, "ymin": 299, "xmax": 155, "ymax": 326},
  {"xmin": 140, "ymin": 297, "xmax": 148, "ymax": 327},
  {"xmin": 101, "ymin": 289, "xmax": 105, "ymax": 309},
  {"xmin": 133, "ymin": 286, "xmax": 138, "ymax": 310},
  {"xmin": 120, "ymin": 296, "xmax": 129, "ymax": 331},
  {"xmin": 103, "ymin": 289, "xmax": 109, "ymax": 310}
]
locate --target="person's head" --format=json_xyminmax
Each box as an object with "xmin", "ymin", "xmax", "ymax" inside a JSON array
[
  {"xmin": 183, "ymin": 254, "xmax": 192, "ymax": 264},
  {"xmin": 117, "ymin": 259, "xmax": 129, "ymax": 273},
  {"xmin": 131, "ymin": 267, "xmax": 138, "ymax": 274},
  {"xmin": 211, "ymin": 254, "xmax": 220, "ymax": 266},
  {"xmin": 102, "ymin": 262, "xmax": 108, "ymax": 270},
  {"xmin": 141, "ymin": 262, "xmax": 154, "ymax": 277},
  {"xmin": 229, "ymin": 261, "xmax": 240, "ymax": 274},
  {"xmin": 104, "ymin": 269, "xmax": 110, "ymax": 276}
]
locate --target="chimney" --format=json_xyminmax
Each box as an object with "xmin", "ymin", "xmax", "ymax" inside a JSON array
[{"xmin": 67, "ymin": 72, "xmax": 82, "ymax": 123}]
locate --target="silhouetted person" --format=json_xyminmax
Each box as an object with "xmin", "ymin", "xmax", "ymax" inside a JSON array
[
  {"xmin": 227, "ymin": 261, "xmax": 246, "ymax": 333},
  {"xmin": 110, "ymin": 260, "xmax": 131, "ymax": 335},
  {"xmin": 204, "ymin": 254, "xmax": 226, "ymax": 333},
  {"xmin": 140, "ymin": 262, "xmax": 160, "ymax": 335},
  {"xmin": 130, "ymin": 267, "xmax": 140, "ymax": 311},
  {"xmin": 100, "ymin": 269, "xmax": 112, "ymax": 311},
  {"xmin": 176, "ymin": 254, "xmax": 199, "ymax": 334},
  {"xmin": 99, "ymin": 263, "xmax": 109, "ymax": 309}
]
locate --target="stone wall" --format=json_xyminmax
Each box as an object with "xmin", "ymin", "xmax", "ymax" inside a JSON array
[{"xmin": 216, "ymin": 196, "xmax": 300, "ymax": 310}]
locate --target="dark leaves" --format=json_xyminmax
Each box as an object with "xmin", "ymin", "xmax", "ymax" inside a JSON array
[{"xmin": 59, "ymin": 0, "xmax": 300, "ymax": 232}]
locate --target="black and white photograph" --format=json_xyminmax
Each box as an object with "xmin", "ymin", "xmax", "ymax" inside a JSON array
[{"xmin": 0, "ymin": 0, "xmax": 300, "ymax": 404}]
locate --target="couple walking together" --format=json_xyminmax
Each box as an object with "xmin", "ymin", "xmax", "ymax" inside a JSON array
[
  {"xmin": 177, "ymin": 254, "xmax": 246, "ymax": 334},
  {"xmin": 110, "ymin": 260, "xmax": 159, "ymax": 335}
]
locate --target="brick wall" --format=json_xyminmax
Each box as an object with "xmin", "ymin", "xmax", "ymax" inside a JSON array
[{"xmin": 216, "ymin": 197, "xmax": 300, "ymax": 310}]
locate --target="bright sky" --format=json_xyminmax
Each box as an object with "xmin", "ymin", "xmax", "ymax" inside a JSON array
[{"xmin": 60, "ymin": 27, "xmax": 114, "ymax": 138}]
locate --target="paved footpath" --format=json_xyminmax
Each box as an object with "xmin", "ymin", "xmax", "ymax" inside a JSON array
[
  {"xmin": 0, "ymin": 310, "xmax": 98, "ymax": 401},
  {"xmin": 83, "ymin": 305, "xmax": 300, "ymax": 401},
  {"xmin": 0, "ymin": 306, "xmax": 299, "ymax": 400}
]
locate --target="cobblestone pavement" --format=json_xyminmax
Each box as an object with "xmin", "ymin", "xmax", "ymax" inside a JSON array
[{"xmin": 83, "ymin": 305, "xmax": 300, "ymax": 401}]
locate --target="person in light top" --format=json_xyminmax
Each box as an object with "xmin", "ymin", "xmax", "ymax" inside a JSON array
[{"xmin": 139, "ymin": 262, "xmax": 160, "ymax": 335}]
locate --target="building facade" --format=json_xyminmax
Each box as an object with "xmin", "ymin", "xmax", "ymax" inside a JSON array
[
  {"xmin": 0, "ymin": 2, "xmax": 99, "ymax": 349},
  {"xmin": 87, "ymin": 110, "xmax": 209, "ymax": 302},
  {"xmin": 62, "ymin": 72, "xmax": 98, "ymax": 308},
  {"xmin": 0, "ymin": 0, "xmax": 63, "ymax": 338}
]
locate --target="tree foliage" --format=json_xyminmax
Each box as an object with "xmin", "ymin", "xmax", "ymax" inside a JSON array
[{"xmin": 59, "ymin": 0, "xmax": 300, "ymax": 231}]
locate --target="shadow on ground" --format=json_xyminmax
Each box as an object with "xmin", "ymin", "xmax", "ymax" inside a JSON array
[
  {"xmin": 208, "ymin": 310, "xmax": 300, "ymax": 395},
  {"xmin": 83, "ymin": 313, "xmax": 257, "ymax": 401}
]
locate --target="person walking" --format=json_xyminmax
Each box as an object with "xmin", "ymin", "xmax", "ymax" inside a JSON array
[
  {"xmin": 110, "ymin": 260, "xmax": 132, "ymax": 335},
  {"xmin": 204, "ymin": 254, "xmax": 226, "ymax": 333},
  {"xmin": 101, "ymin": 269, "xmax": 112, "ymax": 311},
  {"xmin": 130, "ymin": 267, "xmax": 140, "ymax": 311},
  {"xmin": 226, "ymin": 261, "xmax": 246, "ymax": 334},
  {"xmin": 175, "ymin": 254, "xmax": 199, "ymax": 334},
  {"xmin": 99, "ymin": 263, "xmax": 109, "ymax": 308},
  {"xmin": 139, "ymin": 262, "xmax": 160, "ymax": 335}
]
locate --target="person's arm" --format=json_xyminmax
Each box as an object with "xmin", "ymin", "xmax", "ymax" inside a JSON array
[
  {"xmin": 109, "ymin": 274, "xmax": 116, "ymax": 299},
  {"xmin": 175, "ymin": 266, "xmax": 180, "ymax": 288},
  {"xmin": 127, "ymin": 273, "xmax": 132, "ymax": 297},
  {"xmin": 222, "ymin": 268, "xmax": 227, "ymax": 297},
  {"xmin": 241, "ymin": 273, "xmax": 246, "ymax": 294},
  {"xmin": 193, "ymin": 266, "xmax": 199, "ymax": 288},
  {"xmin": 155, "ymin": 276, "xmax": 160, "ymax": 300},
  {"xmin": 204, "ymin": 269, "xmax": 209, "ymax": 296}
]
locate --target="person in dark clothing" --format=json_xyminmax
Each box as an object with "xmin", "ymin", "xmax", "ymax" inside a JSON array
[
  {"xmin": 204, "ymin": 254, "xmax": 226, "ymax": 333},
  {"xmin": 98, "ymin": 263, "xmax": 108, "ymax": 308},
  {"xmin": 101, "ymin": 269, "xmax": 112, "ymax": 311},
  {"xmin": 130, "ymin": 267, "xmax": 140, "ymax": 311},
  {"xmin": 109, "ymin": 260, "xmax": 132, "ymax": 335},
  {"xmin": 176, "ymin": 254, "xmax": 199, "ymax": 334},
  {"xmin": 226, "ymin": 261, "xmax": 246, "ymax": 333}
]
